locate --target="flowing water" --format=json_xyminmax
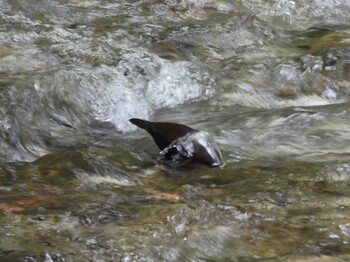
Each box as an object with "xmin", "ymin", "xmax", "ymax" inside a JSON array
[{"xmin": 1, "ymin": 0, "xmax": 350, "ymax": 261}]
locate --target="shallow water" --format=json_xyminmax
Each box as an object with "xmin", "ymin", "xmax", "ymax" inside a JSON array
[{"xmin": 1, "ymin": 0, "xmax": 350, "ymax": 261}]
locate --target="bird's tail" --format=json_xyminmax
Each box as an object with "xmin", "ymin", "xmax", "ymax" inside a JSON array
[{"xmin": 129, "ymin": 118, "xmax": 151, "ymax": 130}]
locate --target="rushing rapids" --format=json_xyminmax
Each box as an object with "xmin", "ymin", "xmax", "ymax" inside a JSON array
[{"xmin": 1, "ymin": 0, "xmax": 350, "ymax": 261}]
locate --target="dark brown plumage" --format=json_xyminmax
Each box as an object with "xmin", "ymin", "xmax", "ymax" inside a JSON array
[
  {"xmin": 129, "ymin": 118, "xmax": 195, "ymax": 159},
  {"xmin": 129, "ymin": 118, "xmax": 223, "ymax": 167}
]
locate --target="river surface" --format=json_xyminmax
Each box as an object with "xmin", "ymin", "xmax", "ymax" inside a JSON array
[{"xmin": 1, "ymin": 0, "xmax": 350, "ymax": 261}]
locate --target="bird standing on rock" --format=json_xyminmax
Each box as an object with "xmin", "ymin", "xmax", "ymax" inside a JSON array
[{"xmin": 129, "ymin": 118, "xmax": 223, "ymax": 167}]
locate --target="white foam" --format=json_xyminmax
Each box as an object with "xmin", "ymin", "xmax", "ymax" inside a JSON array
[
  {"xmin": 88, "ymin": 81, "xmax": 151, "ymax": 133},
  {"xmin": 219, "ymin": 91, "xmax": 344, "ymax": 109},
  {"xmin": 146, "ymin": 60, "xmax": 211, "ymax": 109},
  {"xmin": 85, "ymin": 54, "xmax": 214, "ymax": 132},
  {"xmin": 260, "ymin": 0, "xmax": 350, "ymax": 27}
]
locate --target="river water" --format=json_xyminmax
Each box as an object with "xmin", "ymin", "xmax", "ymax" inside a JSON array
[{"xmin": 1, "ymin": 0, "xmax": 350, "ymax": 261}]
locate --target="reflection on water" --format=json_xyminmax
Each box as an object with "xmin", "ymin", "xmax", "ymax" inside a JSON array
[{"xmin": 1, "ymin": 0, "xmax": 350, "ymax": 261}]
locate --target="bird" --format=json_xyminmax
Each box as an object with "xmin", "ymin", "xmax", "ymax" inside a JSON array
[{"xmin": 129, "ymin": 118, "xmax": 223, "ymax": 167}]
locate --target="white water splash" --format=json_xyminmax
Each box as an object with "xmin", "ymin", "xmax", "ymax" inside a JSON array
[
  {"xmin": 161, "ymin": 131, "xmax": 223, "ymax": 166},
  {"xmin": 147, "ymin": 60, "xmax": 205, "ymax": 109},
  {"xmin": 219, "ymin": 91, "xmax": 344, "ymax": 109},
  {"xmin": 86, "ymin": 53, "xmax": 214, "ymax": 132}
]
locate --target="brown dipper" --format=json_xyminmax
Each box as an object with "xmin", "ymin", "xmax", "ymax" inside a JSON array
[{"xmin": 129, "ymin": 118, "xmax": 223, "ymax": 167}]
